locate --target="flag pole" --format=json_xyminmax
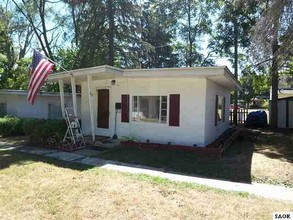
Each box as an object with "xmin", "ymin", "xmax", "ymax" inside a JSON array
[{"xmin": 44, "ymin": 55, "xmax": 73, "ymax": 76}]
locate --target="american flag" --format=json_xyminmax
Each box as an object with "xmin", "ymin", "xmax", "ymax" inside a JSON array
[{"xmin": 27, "ymin": 50, "xmax": 54, "ymax": 105}]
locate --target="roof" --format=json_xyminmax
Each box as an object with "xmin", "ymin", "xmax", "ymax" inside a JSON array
[
  {"xmin": 48, "ymin": 65, "xmax": 242, "ymax": 90},
  {"xmin": 278, "ymin": 88, "xmax": 293, "ymax": 99},
  {"xmin": 0, "ymin": 90, "xmax": 78, "ymax": 97}
]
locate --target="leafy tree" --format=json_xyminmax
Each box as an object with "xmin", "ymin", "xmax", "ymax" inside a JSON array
[
  {"xmin": 134, "ymin": 0, "xmax": 179, "ymax": 68},
  {"xmin": 65, "ymin": 0, "xmax": 141, "ymax": 68},
  {"xmin": 239, "ymin": 66, "xmax": 271, "ymax": 106},
  {"xmin": 0, "ymin": 4, "xmax": 17, "ymax": 89},
  {"xmin": 12, "ymin": 0, "xmax": 68, "ymax": 60},
  {"xmin": 6, "ymin": 58, "xmax": 31, "ymax": 90},
  {"xmin": 177, "ymin": 0, "xmax": 217, "ymax": 67},
  {"xmin": 241, "ymin": 0, "xmax": 293, "ymax": 128}
]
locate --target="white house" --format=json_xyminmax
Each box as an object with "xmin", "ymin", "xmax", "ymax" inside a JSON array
[
  {"xmin": 48, "ymin": 65, "xmax": 241, "ymax": 147},
  {"xmin": 0, "ymin": 90, "xmax": 81, "ymax": 119}
]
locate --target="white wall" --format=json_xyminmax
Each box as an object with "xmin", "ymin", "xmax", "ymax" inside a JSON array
[
  {"xmin": 81, "ymin": 77, "xmax": 218, "ymax": 147},
  {"xmin": 80, "ymin": 77, "xmax": 232, "ymax": 147},
  {"xmin": 0, "ymin": 93, "xmax": 81, "ymax": 119},
  {"xmin": 204, "ymin": 79, "xmax": 230, "ymax": 146}
]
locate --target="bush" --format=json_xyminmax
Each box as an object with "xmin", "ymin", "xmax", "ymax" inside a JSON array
[
  {"xmin": 0, "ymin": 116, "xmax": 67, "ymax": 145},
  {"xmin": 0, "ymin": 116, "xmax": 24, "ymax": 137},
  {"xmin": 23, "ymin": 119, "xmax": 67, "ymax": 144}
]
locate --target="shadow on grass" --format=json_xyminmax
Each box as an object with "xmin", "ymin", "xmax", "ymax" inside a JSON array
[
  {"xmin": 98, "ymin": 133, "xmax": 254, "ymax": 184},
  {"xmin": 0, "ymin": 149, "xmax": 93, "ymax": 171},
  {"xmin": 253, "ymin": 129, "xmax": 293, "ymax": 163}
]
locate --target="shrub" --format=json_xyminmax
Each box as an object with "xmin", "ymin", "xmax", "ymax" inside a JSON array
[
  {"xmin": 0, "ymin": 116, "xmax": 67, "ymax": 145},
  {"xmin": 23, "ymin": 119, "xmax": 67, "ymax": 144},
  {"xmin": 0, "ymin": 116, "xmax": 24, "ymax": 137}
]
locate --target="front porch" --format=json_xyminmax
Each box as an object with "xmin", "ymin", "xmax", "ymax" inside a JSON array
[{"xmin": 52, "ymin": 66, "xmax": 123, "ymax": 143}]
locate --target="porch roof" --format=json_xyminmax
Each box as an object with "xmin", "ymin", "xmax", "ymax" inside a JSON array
[{"xmin": 48, "ymin": 65, "xmax": 242, "ymax": 90}]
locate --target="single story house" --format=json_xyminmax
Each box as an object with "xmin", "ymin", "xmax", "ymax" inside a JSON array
[
  {"xmin": 0, "ymin": 90, "xmax": 81, "ymax": 119},
  {"xmin": 48, "ymin": 65, "xmax": 241, "ymax": 147},
  {"xmin": 277, "ymin": 96, "xmax": 293, "ymax": 128}
]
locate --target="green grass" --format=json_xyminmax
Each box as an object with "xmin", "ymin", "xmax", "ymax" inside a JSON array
[
  {"xmin": 98, "ymin": 130, "xmax": 293, "ymax": 187},
  {"xmin": 1, "ymin": 148, "xmax": 292, "ymax": 219},
  {"xmin": 98, "ymin": 137, "xmax": 254, "ymax": 183},
  {"xmin": 127, "ymin": 173, "xmax": 250, "ymax": 198}
]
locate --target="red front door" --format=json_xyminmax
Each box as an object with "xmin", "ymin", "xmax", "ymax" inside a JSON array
[{"xmin": 97, "ymin": 89, "xmax": 109, "ymax": 129}]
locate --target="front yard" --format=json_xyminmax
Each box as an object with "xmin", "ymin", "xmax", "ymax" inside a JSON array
[
  {"xmin": 98, "ymin": 129, "xmax": 293, "ymax": 187},
  {"xmin": 0, "ymin": 148, "xmax": 292, "ymax": 219}
]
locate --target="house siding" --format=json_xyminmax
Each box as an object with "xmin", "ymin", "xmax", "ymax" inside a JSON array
[
  {"xmin": 204, "ymin": 79, "xmax": 230, "ymax": 146},
  {"xmin": 81, "ymin": 77, "xmax": 207, "ymax": 146},
  {"xmin": 0, "ymin": 93, "xmax": 80, "ymax": 119},
  {"xmin": 277, "ymin": 98, "xmax": 293, "ymax": 128}
]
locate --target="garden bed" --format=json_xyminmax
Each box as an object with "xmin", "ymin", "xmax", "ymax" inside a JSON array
[{"xmin": 120, "ymin": 141, "xmax": 222, "ymax": 157}]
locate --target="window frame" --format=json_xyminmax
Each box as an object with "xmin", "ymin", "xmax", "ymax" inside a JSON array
[
  {"xmin": 131, "ymin": 95, "xmax": 168, "ymax": 124},
  {"xmin": 215, "ymin": 95, "xmax": 226, "ymax": 126},
  {"xmin": 0, "ymin": 103, "xmax": 7, "ymax": 117}
]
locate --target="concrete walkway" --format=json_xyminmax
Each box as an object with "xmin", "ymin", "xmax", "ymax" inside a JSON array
[{"xmin": 1, "ymin": 144, "xmax": 293, "ymax": 202}]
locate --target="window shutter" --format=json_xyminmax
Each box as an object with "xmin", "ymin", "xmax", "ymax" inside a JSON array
[
  {"xmin": 223, "ymin": 97, "xmax": 226, "ymax": 122},
  {"xmin": 215, "ymin": 95, "xmax": 218, "ymax": 126},
  {"xmin": 169, "ymin": 94, "xmax": 180, "ymax": 127},
  {"xmin": 121, "ymin": 94, "xmax": 129, "ymax": 123}
]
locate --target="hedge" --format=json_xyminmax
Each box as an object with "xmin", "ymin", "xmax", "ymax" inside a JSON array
[
  {"xmin": 0, "ymin": 116, "xmax": 24, "ymax": 137},
  {"xmin": 0, "ymin": 116, "xmax": 67, "ymax": 145}
]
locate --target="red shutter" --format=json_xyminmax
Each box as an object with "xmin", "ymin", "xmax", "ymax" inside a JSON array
[
  {"xmin": 121, "ymin": 94, "xmax": 129, "ymax": 123},
  {"xmin": 169, "ymin": 94, "xmax": 180, "ymax": 127}
]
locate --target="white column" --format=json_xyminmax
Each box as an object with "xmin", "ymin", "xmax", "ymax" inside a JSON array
[
  {"xmin": 71, "ymin": 77, "xmax": 78, "ymax": 117},
  {"xmin": 87, "ymin": 75, "xmax": 95, "ymax": 142},
  {"xmin": 58, "ymin": 79, "xmax": 65, "ymax": 118}
]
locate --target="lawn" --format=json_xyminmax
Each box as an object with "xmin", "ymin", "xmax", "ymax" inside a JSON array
[
  {"xmin": 0, "ymin": 148, "xmax": 292, "ymax": 219},
  {"xmin": 98, "ymin": 129, "xmax": 293, "ymax": 187}
]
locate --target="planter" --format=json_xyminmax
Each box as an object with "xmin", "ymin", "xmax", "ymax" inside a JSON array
[{"xmin": 120, "ymin": 141, "xmax": 222, "ymax": 157}]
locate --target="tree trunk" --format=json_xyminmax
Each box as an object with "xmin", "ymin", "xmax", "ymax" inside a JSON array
[
  {"xmin": 233, "ymin": 18, "xmax": 238, "ymax": 125},
  {"xmin": 187, "ymin": 0, "xmax": 192, "ymax": 67},
  {"xmin": 270, "ymin": 38, "xmax": 279, "ymax": 129},
  {"xmin": 107, "ymin": 0, "xmax": 114, "ymax": 66}
]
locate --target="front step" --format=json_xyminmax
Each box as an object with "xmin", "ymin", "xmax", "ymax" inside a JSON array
[{"xmin": 84, "ymin": 136, "xmax": 120, "ymax": 149}]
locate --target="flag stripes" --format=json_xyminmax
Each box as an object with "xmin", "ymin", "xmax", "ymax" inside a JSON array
[{"xmin": 27, "ymin": 50, "xmax": 54, "ymax": 105}]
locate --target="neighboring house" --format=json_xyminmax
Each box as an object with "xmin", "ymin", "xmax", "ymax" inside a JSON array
[
  {"xmin": 0, "ymin": 90, "xmax": 80, "ymax": 119},
  {"xmin": 278, "ymin": 88, "xmax": 293, "ymax": 99},
  {"xmin": 277, "ymin": 96, "xmax": 293, "ymax": 128},
  {"xmin": 48, "ymin": 65, "xmax": 241, "ymax": 147},
  {"xmin": 269, "ymin": 75, "xmax": 293, "ymax": 128}
]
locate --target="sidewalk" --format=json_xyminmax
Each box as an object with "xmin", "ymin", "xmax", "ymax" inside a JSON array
[{"xmin": 1, "ymin": 144, "xmax": 293, "ymax": 202}]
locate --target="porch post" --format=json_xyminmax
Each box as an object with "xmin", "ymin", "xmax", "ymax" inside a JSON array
[
  {"xmin": 87, "ymin": 75, "xmax": 95, "ymax": 142},
  {"xmin": 70, "ymin": 77, "xmax": 78, "ymax": 117},
  {"xmin": 58, "ymin": 79, "xmax": 65, "ymax": 118}
]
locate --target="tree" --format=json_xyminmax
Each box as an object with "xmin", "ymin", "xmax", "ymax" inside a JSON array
[
  {"xmin": 134, "ymin": 0, "xmax": 179, "ymax": 68},
  {"xmin": 0, "ymin": 4, "xmax": 17, "ymax": 89},
  {"xmin": 178, "ymin": 0, "xmax": 217, "ymax": 67},
  {"xmin": 239, "ymin": 66, "xmax": 271, "ymax": 106},
  {"xmin": 241, "ymin": 0, "xmax": 293, "ymax": 128},
  {"xmin": 209, "ymin": 0, "xmax": 259, "ymax": 124},
  {"xmin": 12, "ymin": 0, "xmax": 68, "ymax": 60}
]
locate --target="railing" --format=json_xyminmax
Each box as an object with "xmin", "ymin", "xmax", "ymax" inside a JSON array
[{"xmin": 229, "ymin": 108, "xmax": 249, "ymax": 124}]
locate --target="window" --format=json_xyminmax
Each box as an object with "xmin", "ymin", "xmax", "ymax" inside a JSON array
[
  {"xmin": 215, "ymin": 95, "xmax": 225, "ymax": 125},
  {"xmin": 48, "ymin": 103, "xmax": 62, "ymax": 119},
  {"xmin": 132, "ymin": 96, "xmax": 167, "ymax": 123},
  {"xmin": 0, "ymin": 103, "xmax": 7, "ymax": 117}
]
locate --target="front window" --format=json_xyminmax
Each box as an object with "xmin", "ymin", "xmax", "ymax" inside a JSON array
[{"xmin": 132, "ymin": 96, "xmax": 167, "ymax": 123}]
